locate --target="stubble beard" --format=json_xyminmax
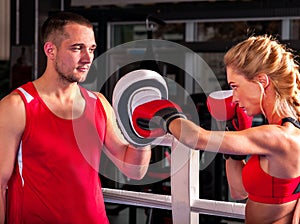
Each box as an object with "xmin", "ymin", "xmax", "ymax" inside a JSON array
[{"xmin": 55, "ymin": 62, "xmax": 87, "ymax": 84}]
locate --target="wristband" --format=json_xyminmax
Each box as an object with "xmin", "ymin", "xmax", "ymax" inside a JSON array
[
  {"xmin": 165, "ymin": 112, "xmax": 187, "ymax": 133},
  {"xmin": 223, "ymin": 154, "xmax": 247, "ymax": 160}
]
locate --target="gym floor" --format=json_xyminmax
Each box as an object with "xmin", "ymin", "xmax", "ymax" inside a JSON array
[{"xmin": 106, "ymin": 203, "xmax": 244, "ymax": 224}]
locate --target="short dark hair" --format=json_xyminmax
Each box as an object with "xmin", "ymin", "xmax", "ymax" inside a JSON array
[{"xmin": 41, "ymin": 12, "xmax": 93, "ymax": 46}]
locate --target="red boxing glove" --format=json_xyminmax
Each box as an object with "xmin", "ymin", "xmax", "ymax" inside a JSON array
[
  {"xmin": 225, "ymin": 107, "xmax": 253, "ymax": 160},
  {"xmin": 132, "ymin": 99, "xmax": 186, "ymax": 138},
  {"xmin": 231, "ymin": 106, "xmax": 253, "ymax": 131},
  {"xmin": 207, "ymin": 90, "xmax": 236, "ymax": 121},
  {"xmin": 206, "ymin": 90, "xmax": 253, "ymax": 130},
  {"xmin": 207, "ymin": 91, "xmax": 253, "ymax": 161}
]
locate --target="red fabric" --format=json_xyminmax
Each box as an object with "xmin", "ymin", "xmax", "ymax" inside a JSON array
[
  {"xmin": 242, "ymin": 155, "xmax": 300, "ymax": 204},
  {"xmin": 7, "ymin": 82, "xmax": 109, "ymax": 224}
]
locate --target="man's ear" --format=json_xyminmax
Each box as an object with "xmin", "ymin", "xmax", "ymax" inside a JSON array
[
  {"xmin": 256, "ymin": 73, "xmax": 270, "ymax": 88},
  {"xmin": 44, "ymin": 42, "xmax": 55, "ymax": 59}
]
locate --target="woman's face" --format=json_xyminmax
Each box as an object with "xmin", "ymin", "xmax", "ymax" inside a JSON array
[{"xmin": 226, "ymin": 66, "xmax": 262, "ymax": 116}]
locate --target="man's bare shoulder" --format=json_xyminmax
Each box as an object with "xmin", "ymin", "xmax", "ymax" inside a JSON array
[
  {"xmin": 0, "ymin": 91, "xmax": 24, "ymax": 108},
  {"xmin": 93, "ymin": 91, "xmax": 105, "ymax": 101},
  {"xmin": 0, "ymin": 91, "xmax": 25, "ymax": 119},
  {"xmin": 93, "ymin": 92, "xmax": 111, "ymax": 108}
]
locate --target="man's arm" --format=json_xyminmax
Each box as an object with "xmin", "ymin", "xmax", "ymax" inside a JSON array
[
  {"xmin": 0, "ymin": 187, "xmax": 6, "ymax": 224},
  {"xmin": 97, "ymin": 93, "xmax": 151, "ymax": 180},
  {"xmin": 0, "ymin": 93, "xmax": 25, "ymax": 223}
]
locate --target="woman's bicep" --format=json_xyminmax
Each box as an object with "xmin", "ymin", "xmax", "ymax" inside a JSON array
[{"xmin": 221, "ymin": 125, "xmax": 282, "ymax": 156}]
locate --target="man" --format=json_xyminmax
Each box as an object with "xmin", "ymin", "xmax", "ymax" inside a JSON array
[{"xmin": 0, "ymin": 12, "xmax": 151, "ymax": 223}]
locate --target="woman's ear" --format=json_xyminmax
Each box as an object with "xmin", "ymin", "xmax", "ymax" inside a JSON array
[{"xmin": 256, "ymin": 73, "xmax": 270, "ymax": 88}]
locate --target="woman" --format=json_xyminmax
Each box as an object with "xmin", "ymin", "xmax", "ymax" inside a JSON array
[
  {"xmin": 132, "ymin": 35, "xmax": 300, "ymax": 223},
  {"xmin": 169, "ymin": 35, "xmax": 300, "ymax": 223}
]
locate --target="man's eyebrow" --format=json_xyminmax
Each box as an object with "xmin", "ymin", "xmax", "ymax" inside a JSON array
[
  {"xmin": 70, "ymin": 43, "xmax": 97, "ymax": 48},
  {"xmin": 71, "ymin": 43, "xmax": 83, "ymax": 46}
]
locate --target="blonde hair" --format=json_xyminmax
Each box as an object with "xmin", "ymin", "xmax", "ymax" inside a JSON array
[{"xmin": 224, "ymin": 35, "xmax": 300, "ymax": 121}]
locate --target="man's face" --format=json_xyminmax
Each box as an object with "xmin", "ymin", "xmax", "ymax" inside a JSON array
[{"xmin": 53, "ymin": 23, "xmax": 97, "ymax": 83}]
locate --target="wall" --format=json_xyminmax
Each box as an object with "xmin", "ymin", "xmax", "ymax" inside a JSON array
[{"xmin": 0, "ymin": 0, "xmax": 10, "ymax": 60}]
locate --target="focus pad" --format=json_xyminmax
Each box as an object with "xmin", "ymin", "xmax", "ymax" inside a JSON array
[{"xmin": 112, "ymin": 69, "xmax": 168, "ymax": 147}]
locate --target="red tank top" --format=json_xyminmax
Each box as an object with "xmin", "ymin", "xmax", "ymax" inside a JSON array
[
  {"xmin": 7, "ymin": 82, "xmax": 109, "ymax": 224},
  {"xmin": 242, "ymin": 118, "xmax": 300, "ymax": 204}
]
